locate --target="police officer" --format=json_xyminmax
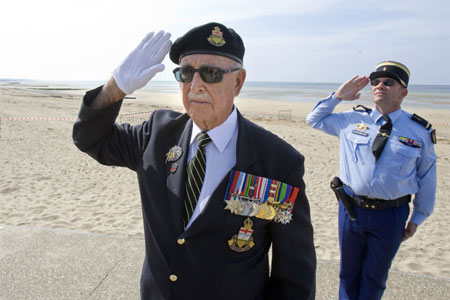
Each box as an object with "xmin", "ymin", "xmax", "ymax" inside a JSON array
[{"xmin": 306, "ymin": 61, "xmax": 437, "ymax": 300}]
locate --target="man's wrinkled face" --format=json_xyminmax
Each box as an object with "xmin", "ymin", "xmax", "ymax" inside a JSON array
[{"xmin": 179, "ymin": 54, "xmax": 245, "ymax": 131}]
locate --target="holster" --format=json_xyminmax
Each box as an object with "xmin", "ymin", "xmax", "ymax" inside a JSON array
[{"xmin": 330, "ymin": 177, "xmax": 356, "ymax": 220}]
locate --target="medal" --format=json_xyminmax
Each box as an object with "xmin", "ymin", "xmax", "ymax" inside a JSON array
[
  {"xmin": 248, "ymin": 202, "xmax": 260, "ymax": 217},
  {"xmin": 224, "ymin": 170, "xmax": 299, "ymax": 224},
  {"xmin": 224, "ymin": 198, "xmax": 240, "ymax": 214},
  {"xmin": 274, "ymin": 207, "xmax": 293, "ymax": 224},
  {"xmin": 165, "ymin": 146, "xmax": 182, "ymax": 163},
  {"xmin": 255, "ymin": 203, "xmax": 276, "ymax": 221}
]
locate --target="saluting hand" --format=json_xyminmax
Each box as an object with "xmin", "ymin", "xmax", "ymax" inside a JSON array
[
  {"xmin": 113, "ymin": 31, "xmax": 172, "ymax": 95},
  {"xmin": 334, "ymin": 75, "xmax": 370, "ymax": 101}
]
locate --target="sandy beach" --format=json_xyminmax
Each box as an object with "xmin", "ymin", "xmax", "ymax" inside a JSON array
[{"xmin": 1, "ymin": 82, "xmax": 450, "ymax": 281}]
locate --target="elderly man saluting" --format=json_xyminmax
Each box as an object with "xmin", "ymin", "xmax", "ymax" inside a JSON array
[
  {"xmin": 73, "ymin": 22, "xmax": 316, "ymax": 300},
  {"xmin": 306, "ymin": 61, "xmax": 437, "ymax": 300}
]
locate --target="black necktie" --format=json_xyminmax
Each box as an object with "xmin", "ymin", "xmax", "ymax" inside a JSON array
[
  {"xmin": 184, "ymin": 132, "xmax": 211, "ymax": 227},
  {"xmin": 372, "ymin": 114, "xmax": 392, "ymax": 161}
]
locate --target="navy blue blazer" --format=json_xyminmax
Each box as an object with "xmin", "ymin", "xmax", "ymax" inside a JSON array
[{"xmin": 73, "ymin": 86, "xmax": 316, "ymax": 300}]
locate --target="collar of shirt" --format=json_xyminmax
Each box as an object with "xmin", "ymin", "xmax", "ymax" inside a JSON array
[
  {"xmin": 371, "ymin": 108, "xmax": 403, "ymax": 125},
  {"xmin": 190, "ymin": 106, "xmax": 238, "ymax": 153}
]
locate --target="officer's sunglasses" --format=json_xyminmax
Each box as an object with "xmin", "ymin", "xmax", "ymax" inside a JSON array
[
  {"xmin": 370, "ymin": 79, "xmax": 396, "ymax": 87},
  {"xmin": 173, "ymin": 66, "xmax": 241, "ymax": 83}
]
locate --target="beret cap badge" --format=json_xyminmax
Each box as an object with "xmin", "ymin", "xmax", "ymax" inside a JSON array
[
  {"xmin": 169, "ymin": 22, "xmax": 245, "ymax": 64},
  {"xmin": 207, "ymin": 26, "xmax": 226, "ymax": 47}
]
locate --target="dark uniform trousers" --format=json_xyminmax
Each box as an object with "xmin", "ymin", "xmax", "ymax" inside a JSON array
[
  {"xmin": 73, "ymin": 86, "xmax": 316, "ymax": 300},
  {"xmin": 338, "ymin": 202, "xmax": 410, "ymax": 300}
]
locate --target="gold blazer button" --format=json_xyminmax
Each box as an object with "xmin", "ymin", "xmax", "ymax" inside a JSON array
[{"xmin": 169, "ymin": 274, "xmax": 178, "ymax": 282}]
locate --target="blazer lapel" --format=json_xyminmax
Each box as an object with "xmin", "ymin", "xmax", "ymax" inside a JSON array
[
  {"xmin": 234, "ymin": 110, "xmax": 258, "ymax": 171},
  {"xmin": 183, "ymin": 174, "xmax": 230, "ymax": 237},
  {"xmin": 166, "ymin": 118, "xmax": 193, "ymax": 233},
  {"xmin": 183, "ymin": 110, "xmax": 257, "ymax": 238}
]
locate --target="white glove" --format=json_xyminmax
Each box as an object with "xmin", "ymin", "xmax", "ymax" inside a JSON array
[{"xmin": 113, "ymin": 30, "xmax": 172, "ymax": 95}]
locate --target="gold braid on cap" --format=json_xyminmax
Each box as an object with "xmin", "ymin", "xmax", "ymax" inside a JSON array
[{"xmin": 376, "ymin": 61, "xmax": 410, "ymax": 77}]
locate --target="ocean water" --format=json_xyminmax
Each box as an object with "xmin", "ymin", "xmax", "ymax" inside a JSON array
[
  {"xmin": 7, "ymin": 79, "xmax": 450, "ymax": 109},
  {"xmin": 144, "ymin": 81, "xmax": 450, "ymax": 109}
]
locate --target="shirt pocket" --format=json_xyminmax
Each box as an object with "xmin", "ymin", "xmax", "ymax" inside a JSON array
[
  {"xmin": 390, "ymin": 141, "xmax": 421, "ymax": 175},
  {"xmin": 345, "ymin": 132, "xmax": 371, "ymax": 163}
]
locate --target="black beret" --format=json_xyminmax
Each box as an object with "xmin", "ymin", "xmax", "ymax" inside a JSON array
[
  {"xmin": 170, "ymin": 22, "xmax": 245, "ymax": 65},
  {"xmin": 370, "ymin": 61, "xmax": 410, "ymax": 87}
]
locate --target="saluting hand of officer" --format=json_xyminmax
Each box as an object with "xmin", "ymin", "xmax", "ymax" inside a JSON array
[
  {"xmin": 113, "ymin": 31, "xmax": 172, "ymax": 95},
  {"xmin": 334, "ymin": 75, "xmax": 370, "ymax": 101}
]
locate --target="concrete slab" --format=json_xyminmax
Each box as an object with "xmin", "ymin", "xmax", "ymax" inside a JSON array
[
  {"xmin": 315, "ymin": 260, "xmax": 450, "ymax": 300},
  {"xmin": 0, "ymin": 225, "xmax": 142, "ymax": 300},
  {"xmin": 1, "ymin": 225, "xmax": 449, "ymax": 299}
]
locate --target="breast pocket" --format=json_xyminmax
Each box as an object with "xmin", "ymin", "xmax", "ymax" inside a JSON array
[
  {"xmin": 345, "ymin": 132, "xmax": 371, "ymax": 163},
  {"xmin": 390, "ymin": 141, "xmax": 421, "ymax": 175}
]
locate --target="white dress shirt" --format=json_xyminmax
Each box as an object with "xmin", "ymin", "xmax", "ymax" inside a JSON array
[{"xmin": 185, "ymin": 107, "xmax": 239, "ymax": 229}]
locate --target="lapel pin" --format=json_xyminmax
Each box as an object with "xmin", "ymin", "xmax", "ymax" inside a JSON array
[
  {"xmin": 165, "ymin": 145, "xmax": 183, "ymax": 163},
  {"xmin": 170, "ymin": 163, "xmax": 179, "ymax": 174}
]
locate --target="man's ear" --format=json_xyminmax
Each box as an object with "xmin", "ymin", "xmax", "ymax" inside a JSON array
[
  {"xmin": 402, "ymin": 88, "xmax": 408, "ymax": 98},
  {"xmin": 234, "ymin": 69, "xmax": 246, "ymax": 96}
]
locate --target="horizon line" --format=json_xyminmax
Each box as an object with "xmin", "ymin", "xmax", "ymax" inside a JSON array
[{"xmin": 1, "ymin": 78, "xmax": 449, "ymax": 87}]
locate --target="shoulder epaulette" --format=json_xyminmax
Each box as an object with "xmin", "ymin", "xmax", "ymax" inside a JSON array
[
  {"xmin": 411, "ymin": 113, "xmax": 437, "ymax": 144},
  {"xmin": 411, "ymin": 113, "xmax": 432, "ymax": 130},
  {"xmin": 353, "ymin": 105, "xmax": 372, "ymax": 114},
  {"xmin": 430, "ymin": 129, "xmax": 437, "ymax": 144}
]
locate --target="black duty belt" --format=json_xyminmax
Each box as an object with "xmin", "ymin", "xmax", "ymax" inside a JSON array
[{"xmin": 349, "ymin": 194, "xmax": 411, "ymax": 211}]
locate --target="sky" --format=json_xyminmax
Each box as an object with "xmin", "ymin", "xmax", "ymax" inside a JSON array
[{"xmin": 1, "ymin": 0, "xmax": 449, "ymax": 85}]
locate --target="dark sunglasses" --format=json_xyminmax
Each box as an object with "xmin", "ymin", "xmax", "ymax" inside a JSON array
[
  {"xmin": 173, "ymin": 66, "xmax": 241, "ymax": 83},
  {"xmin": 370, "ymin": 79, "xmax": 396, "ymax": 87}
]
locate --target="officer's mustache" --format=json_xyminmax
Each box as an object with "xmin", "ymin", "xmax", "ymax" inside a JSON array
[{"xmin": 188, "ymin": 92, "xmax": 212, "ymax": 101}]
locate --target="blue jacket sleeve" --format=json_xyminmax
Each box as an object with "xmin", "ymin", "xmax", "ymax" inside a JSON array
[
  {"xmin": 306, "ymin": 94, "xmax": 344, "ymax": 137},
  {"xmin": 410, "ymin": 129, "xmax": 437, "ymax": 225}
]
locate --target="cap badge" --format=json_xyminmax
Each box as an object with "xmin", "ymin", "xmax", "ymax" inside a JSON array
[
  {"xmin": 383, "ymin": 67, "xmax": 387, "ymax": 71},
  {"xmin": 228, "ymin": 217, "xmax": 255, "ymax": 252},
  {"xmin": 207, "ymin": 26, "xmax": 226, "ymax": 47}
]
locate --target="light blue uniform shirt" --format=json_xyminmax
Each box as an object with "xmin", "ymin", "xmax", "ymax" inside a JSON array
[{"xmin": 306, "ymin": 94, "xmax": 437, "ymax": 225}]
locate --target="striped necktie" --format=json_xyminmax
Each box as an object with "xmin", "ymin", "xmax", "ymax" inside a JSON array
[
  {"xmin": 372, "ymin": 114, "xmax": 392, "ymax": 161},
  {"xmin": 184, "ymin": 131, "xmax": 211, "ymax": 227}
]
